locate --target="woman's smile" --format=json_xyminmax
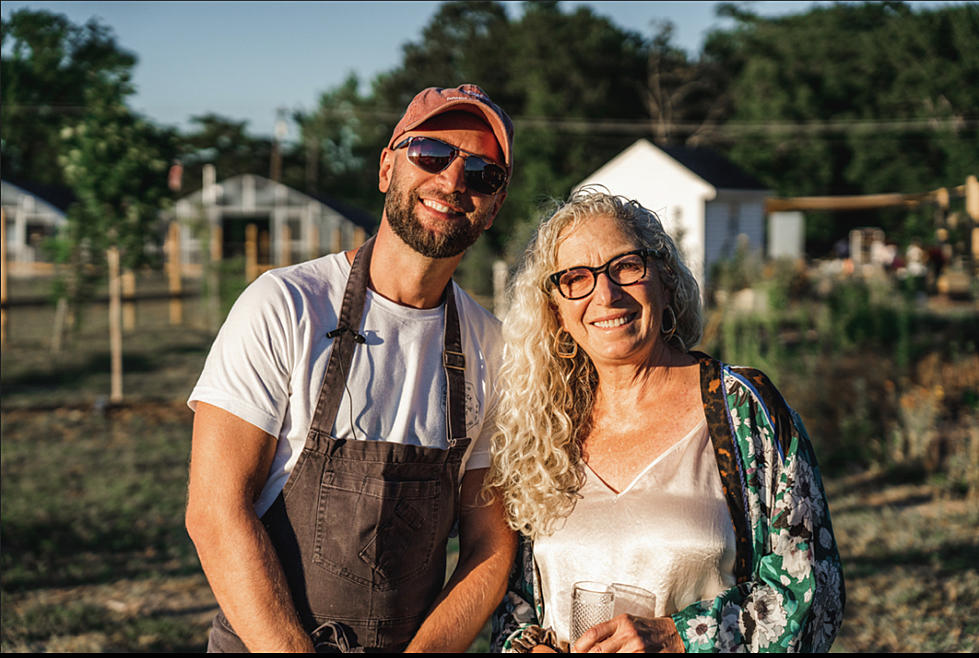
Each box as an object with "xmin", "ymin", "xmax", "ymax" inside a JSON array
[{"xmin": 589, "ymin": 311, "xmax": 637, "ymax": 330}]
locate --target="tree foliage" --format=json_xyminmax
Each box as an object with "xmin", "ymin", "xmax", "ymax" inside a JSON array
[
  {"xmin": 57, "ymin": 77, "xmax": 176, "ymax": 273},
  {"xmin": 1, "ymin": 9, "xmax": 138, "ymax": 188},
  {"xmin": 708, "ymin": 1, "xmax": 979, "ymax": 250},
  {"xmin": 174, "ymin": 113, "xmax": 277, "ymax": 194}
]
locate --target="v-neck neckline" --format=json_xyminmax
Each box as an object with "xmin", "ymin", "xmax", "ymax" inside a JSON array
[{"xmin": 584, "ymin": 418, "xmax": 708, "ymax": 497}]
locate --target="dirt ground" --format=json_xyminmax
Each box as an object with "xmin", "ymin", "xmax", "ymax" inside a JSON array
[{"xmin": 3, "ymin": 469, "xmax": 976, "ymax": 652}]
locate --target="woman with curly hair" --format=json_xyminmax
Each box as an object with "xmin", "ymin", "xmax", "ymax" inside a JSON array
[{"xmin": 487, "ymin": 188, "xmax": 844, "ymax": 652}]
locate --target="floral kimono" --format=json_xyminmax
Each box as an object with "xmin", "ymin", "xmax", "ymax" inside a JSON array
[{"xmin": 491, "ymin": 353, "xmax": 845, "ymax": 652}]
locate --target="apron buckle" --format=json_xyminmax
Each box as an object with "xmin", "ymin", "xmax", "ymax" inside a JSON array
[{"xmin": 443, "ymin": 349, "xmax": 466, "ymax": 371}]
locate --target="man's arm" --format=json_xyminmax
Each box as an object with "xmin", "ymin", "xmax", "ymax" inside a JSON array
[
  {"xmin": 185, "ymin": 402, "xmax": 314, "ymax": 652},
  {"xmin": 405, "ymin": 467, "xmax": 517, "ymax": 653}
]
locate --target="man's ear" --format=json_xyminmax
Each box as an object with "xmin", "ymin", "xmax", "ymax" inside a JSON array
[{"xmin": 378, "ymin": 149, "xmax": 394, "ymax": 194}]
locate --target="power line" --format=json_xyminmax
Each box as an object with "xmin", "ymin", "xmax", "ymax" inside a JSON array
[{"xmin": 6, "ymin": 104, "xmax": 978, "ymax": 135}]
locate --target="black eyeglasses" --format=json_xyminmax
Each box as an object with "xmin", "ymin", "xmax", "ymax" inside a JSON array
[
  {"xmin": 393, "ymin": 136, "xmax": 508, "ymax": 195},
  {"xmin": 549, "ymin": 249, "xmax": 658, "ymax": 300}
]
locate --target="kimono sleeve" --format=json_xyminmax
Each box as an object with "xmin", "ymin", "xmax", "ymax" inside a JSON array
[
  {"xmin": 491, "ymin": 535, "xmax": 563, "ymax": 652},
  {"xmin": 671, "ymin": 406, "xmax": 845, "ymax": 652}
]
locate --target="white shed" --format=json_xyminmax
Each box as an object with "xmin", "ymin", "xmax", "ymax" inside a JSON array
[
  {"xmin": 575, "ymin": 139, "xmax": 771, "ymax": 291},
  {"xmin": 171, "ymin": 172, "xmax": 375, "ymax": 272},
  {"xmin": 1, "ymin": 179, "xmax": 72, "ymax": 267}
]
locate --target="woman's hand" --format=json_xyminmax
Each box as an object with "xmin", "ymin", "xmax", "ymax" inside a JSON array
[
  {"xmin": 530, "ymin": 644, "xmax": 559, "ymax": 653},
  {"xmin": 572, "ymin": 614, "xmax": 685, "ymax": 653}
]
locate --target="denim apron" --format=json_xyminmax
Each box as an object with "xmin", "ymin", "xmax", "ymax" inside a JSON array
[{"xmin": 207, "ymin": 236, "xmax": 471, "ymax": 652}]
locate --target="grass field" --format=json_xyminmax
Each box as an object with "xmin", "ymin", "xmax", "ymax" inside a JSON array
[{"xmin": 2, "ymin": 276, "xmax": 978, "ymax": 652}]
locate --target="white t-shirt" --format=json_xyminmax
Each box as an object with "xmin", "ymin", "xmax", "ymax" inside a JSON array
[{"xmin": 189, "ymin": 252, "xmax": 503, "ymax": 516}]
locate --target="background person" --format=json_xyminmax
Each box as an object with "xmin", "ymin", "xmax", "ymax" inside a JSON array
[
  {"xmin": 488, "ymin": 189, "xmax": 845, "ymax": 652},
  {"xmin": 185, "ymin": 84, "xmax": 516, "ymax": 653}
]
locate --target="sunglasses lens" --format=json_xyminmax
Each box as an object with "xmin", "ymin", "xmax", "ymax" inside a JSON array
[
  {"xmin": 464, "ymin": 159, "xmax": 507, "ymax": 195},
  {"xmin": 406, "ymin": 138, "xmax": 455, "ymax": 174}
]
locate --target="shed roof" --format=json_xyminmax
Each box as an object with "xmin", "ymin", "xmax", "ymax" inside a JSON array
[
  {"xmin": 1, "ymin": 178, "xmax": 76, "ymax": 214},
  {"xmin": 658, "ymin": 144, "xmax": 768, "ymax": 191},
  {"xmin": 177, "ymin": 174, "xmax": 377, "ymax": 232}
]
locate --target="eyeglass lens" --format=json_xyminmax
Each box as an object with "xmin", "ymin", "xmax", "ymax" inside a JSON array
[
  {"xmin": 557, "ymin": 252, "xmax": 647, "ymax": 299},
  {"xmin": 404, "ymin": 137, "xmax": 506, "ymax": 195}
]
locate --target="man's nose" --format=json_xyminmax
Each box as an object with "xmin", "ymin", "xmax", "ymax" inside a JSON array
[{"xmin": 435, "ymin": 155, "xmax": 468, "ymax": 194}]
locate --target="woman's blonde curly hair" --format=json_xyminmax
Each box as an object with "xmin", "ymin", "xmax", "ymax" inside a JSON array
[{"xmin": 486, "ymin": 187, "xmax": 702, "ymax": 538}]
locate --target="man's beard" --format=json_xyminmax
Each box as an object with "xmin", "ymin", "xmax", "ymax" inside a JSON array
[{"xmin": 384, "ymin": 175, "xmax": 489, "ymax": 259}]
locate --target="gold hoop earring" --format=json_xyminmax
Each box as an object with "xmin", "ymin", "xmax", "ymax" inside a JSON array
[
  {"xmin": 661, "ymin": 306, "xmax": 678, "ymax": 343},
  {"xmin": 554, "ymin": 329, "xmax": 578, "ymax": 359}
]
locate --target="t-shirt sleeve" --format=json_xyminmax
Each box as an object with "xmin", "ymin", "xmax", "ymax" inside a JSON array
[
  {"xmin": 465, "ymin": 390, "xmax": 498, "ymax": 471},
  {"xmin": 188, "ymin": 272, "xmax": 296, "ymax": 438},
  {"xmin": 463, "ymin": 317, "xmax": 503, "ymax": 472}
]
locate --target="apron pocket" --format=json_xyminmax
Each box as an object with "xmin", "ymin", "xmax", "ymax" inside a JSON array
[{"xmin": 314, "ymin": 471, "xmax": 441, "ymax": 589}]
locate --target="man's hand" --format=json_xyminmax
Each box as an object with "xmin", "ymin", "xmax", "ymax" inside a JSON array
[
  {"xmin": 185, "ymin": 402, "xmax": 314, "ymax": 652},
  {"xmin": 572, "ymin": 614, "xmax": 685, "ymax": 653},
  {"xmin": 404, "ymin": 468, "xmax": 517, "ymax": 653}
]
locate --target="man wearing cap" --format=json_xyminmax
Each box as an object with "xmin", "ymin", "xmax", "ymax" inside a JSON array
[{"xmin": 185, "ymin": 84, "xmax": 516, "ymax": 652}]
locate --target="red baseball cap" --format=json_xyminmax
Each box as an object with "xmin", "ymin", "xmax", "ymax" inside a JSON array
[{"xmin": 387, "ymin": 84, "xmax": 514, "ymax": 174}]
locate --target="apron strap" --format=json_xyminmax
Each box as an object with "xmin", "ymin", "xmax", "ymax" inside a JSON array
[
  {"xmin": 308, "ymin": 235, "xmax": 469, "ymax": 445},
  {"xmin": 443, "ymin": 283, "xmax": 468, "ymax": 446},
  {"xmin": 309, "ymin": 235, "xmax": 375, "ymax": 435}
]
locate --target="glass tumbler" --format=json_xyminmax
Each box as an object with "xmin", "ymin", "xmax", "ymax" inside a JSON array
[{"xmin": 570, "ymin": 580, "xmax": 615, "ymax": 646}]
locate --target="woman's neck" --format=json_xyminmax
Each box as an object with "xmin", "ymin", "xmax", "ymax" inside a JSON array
[{"xmin": 591, "ymin": 343, "xmax": 696, "ymax": 410}]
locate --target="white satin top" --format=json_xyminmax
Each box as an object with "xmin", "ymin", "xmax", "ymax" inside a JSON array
[{"xmin": 535, "ymin": 420, "xmax": 737, "ymax": 644}]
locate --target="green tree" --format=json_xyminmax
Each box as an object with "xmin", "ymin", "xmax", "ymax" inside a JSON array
[
  {"xmin": 175, "ymin": 113, "xmax": 277, "ymax": 193},
  {"xmin": 54, "ymin": 72, "xmax": 176, "ymax": 327},
  {"xmin": 707, "ymin": 1, "xmax": 979, "ymax": 252},
  {"xmin": 1, "ymin": 8, "xmax": 138, "ymax": 187}
]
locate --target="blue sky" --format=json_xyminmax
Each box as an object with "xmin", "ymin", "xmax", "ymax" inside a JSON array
[{"xmin": 1, "ymin": 1, "xmax": 952, "ymax": 137}]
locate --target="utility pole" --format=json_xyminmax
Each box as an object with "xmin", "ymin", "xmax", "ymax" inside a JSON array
[{"xmin": 270, "ymin": 107, "xmax": 288, "ymax": 182}]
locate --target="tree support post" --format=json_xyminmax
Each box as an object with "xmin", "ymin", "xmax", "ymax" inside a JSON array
[{"xmin": 107, "ymin": 246, "xmax": 123, "ymax": 403}]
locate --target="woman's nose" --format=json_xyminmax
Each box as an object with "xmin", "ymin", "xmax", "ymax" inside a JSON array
[{"xmin": 591, "ymin": 271, "xmax": 622, "ymax": 304}]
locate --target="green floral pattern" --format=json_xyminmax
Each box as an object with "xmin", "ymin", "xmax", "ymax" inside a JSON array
[{"xmin": 490, "ymin": 356, "xmax": 845, "ymax": 652}]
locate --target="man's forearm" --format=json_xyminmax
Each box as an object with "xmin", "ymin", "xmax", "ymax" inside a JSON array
[
  {"xmin": 405, "ymin": 471, "xmax": 517, "ymax": 653},
  {"xmin": 189, "ymin": 506, "xmax": 314, "ymax": 652},
  {"xmin": 404, "ymin": 532, "xmax": 515, "ymax": 653}
]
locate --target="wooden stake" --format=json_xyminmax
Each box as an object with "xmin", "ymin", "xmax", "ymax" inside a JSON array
[
  {"xmin": 122, "ymin": 269, "xmax": 136, "ymax": 331},
  {"xmin": 208, "ymin": 223, "xmax": 221, "ymax": 333},
  {"xmin": 280, "ymin": 223, "xmax": 291, "ymax": 267},
  {"xmin": 309, "ymin": 223, "xmax": 319, "ymax": 261},
  {"xmin": 107, "ymin": 246, "xmax": 123, "ymax": 402},
  {"xmin": 246, "ymin": 223, "xmax": 258, "ymax": 281},
  {"xmin": 1, "ymin": 208, "xmax": 7, "ymax": 347},
  {"xmin": 966, "ymin": 175, "xmax": 979, "ymax": 222},
  {"xmin": 168, "ymin": 222, "xmax": 182, "ymax": 325}
]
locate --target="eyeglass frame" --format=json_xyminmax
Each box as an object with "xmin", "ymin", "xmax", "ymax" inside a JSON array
[
  {"xmin": 391, "ymin": 135, "xmax": 509, "ymax": 195},
  {"xmin": 548, "ymin": 248, "xmax": 662, "ymax": 300}
]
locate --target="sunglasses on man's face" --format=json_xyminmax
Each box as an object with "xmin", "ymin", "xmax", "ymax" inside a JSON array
[{"xmin": 392, "ymin": 136, "xmax": 508, "ymax": 196}]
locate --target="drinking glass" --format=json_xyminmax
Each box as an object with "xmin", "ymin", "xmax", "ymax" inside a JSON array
[
  {"xmin": 570, "ymin": 581, "xmax": 615, "ymax": 646},
  {"xmin": 610, "ymin": 582, "xmax": 657, "ymax": 619}
]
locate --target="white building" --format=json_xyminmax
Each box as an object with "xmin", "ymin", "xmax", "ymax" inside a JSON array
[
  {"xmin": 1, "ymin": 179, "xmax": 72, "ymax": 267},
  {"xmin": 170, "ymin": 172, "xmax": 375, "ymax": 271},
  {"xmin": 575, "ymin": 138, "xmax": 771, "ymax": 290}
]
